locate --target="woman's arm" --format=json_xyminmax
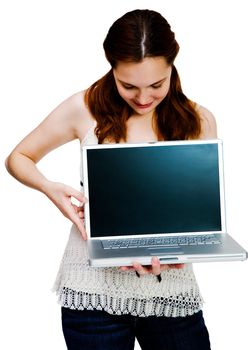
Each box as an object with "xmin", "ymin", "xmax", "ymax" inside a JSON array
[{"xmin": 5, "ymin": 91, "xmax": 92, "ymax": 238}]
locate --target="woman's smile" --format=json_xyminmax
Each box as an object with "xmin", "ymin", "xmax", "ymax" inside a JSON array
[{"xmin": 133, "ymin": 101, "xmax": 153, "ymax": 109}]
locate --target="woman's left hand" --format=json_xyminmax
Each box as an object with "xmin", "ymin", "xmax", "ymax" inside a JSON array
[{"xmin": 119, "ymin": 257, "xmax": 185, "ymax": 276}]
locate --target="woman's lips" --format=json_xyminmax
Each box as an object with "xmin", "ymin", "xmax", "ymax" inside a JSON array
[{"xmin": 133, "ymin": 101, "xmax": 153, "ymax": 109}]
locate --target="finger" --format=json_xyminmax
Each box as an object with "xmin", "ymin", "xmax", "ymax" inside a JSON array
[
  {"xmin": 76, "ymin": 220, "xmax": 87, "ymax": 240},
  {"xmin": 119, "ymin": 266, "xmax": 134, "ymax": 272},
  {"xmin": 68, "ymin": 186, "xmax": 88, "ymax": 205},
  {"xmin": 71, "ymin": 205, "xmax": 84, "ymax": 220},
  {"xmin": 132, "ymin": 261, "xmax": 149, "ymax": 276},
  {"xmin": 119, "ymin": 266, "xmax": 129, "ymax": 271},
  {"xmin": 72, "ymin": 204, "xmax": 79, "ymax": 214},
  {"xmin": 72, "ymin": 204, "xmax": 84, "ymax": 217},
  {"xmin": 170, "ymin": 263, "xmax": 185, "ymax": 269},
  {"xmin": 159, "ymin": 263, "xmax": 185, "ymax": 271},
  {"xmin": 74, "ymin": 216, "xmax": 87, "ymax": 239},
  {"xmin": 67, "ymin": 206, "xmax": 87, "ymax": 240},
  {"xmin": 151, "ymin": 256, "xmax": 161, "ymax": 275},
  {"xmin": 62, "ymin": 197, "xmax": 87, "ymax": 239},
  {"xmin": 78, "ymin": 210, "xmax": 84, "ymax": 219}
]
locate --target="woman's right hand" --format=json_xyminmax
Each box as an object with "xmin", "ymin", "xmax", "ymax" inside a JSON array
[{"xmin": 42, "ymin": 181, "xmax": 88, "ymax": 239}]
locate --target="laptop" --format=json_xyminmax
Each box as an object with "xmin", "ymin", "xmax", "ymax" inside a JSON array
[{"xmin": 81, "ymin": 139, "xmax": 247, "ymax": 267}]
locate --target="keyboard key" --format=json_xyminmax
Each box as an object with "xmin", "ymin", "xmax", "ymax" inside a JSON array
[{"xmin": 102, "ymin": 235, "xmax": 221, "ymax": 249}]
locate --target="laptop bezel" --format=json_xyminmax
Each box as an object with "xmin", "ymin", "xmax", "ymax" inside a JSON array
[{"xmin": 81, "ymin": 139, "xmax": 227, "ymax": 240}]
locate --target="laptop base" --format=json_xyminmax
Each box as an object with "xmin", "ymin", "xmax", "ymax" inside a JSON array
[{"xmin": 87, "ymin": 233, "xmax": 247, "ymax": 267}]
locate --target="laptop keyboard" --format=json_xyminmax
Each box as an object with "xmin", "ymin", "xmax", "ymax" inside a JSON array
[{"xmin": 102, "ymin": 234, "xmax": 221, "ymax": 249}]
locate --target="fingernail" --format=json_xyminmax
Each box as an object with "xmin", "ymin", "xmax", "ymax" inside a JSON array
[
  {"xmin": 157, "ymin": 274, "xmax": 162, "ymax": 283},
  {"xmin": 152, "ymin": 256, "xmax": 160, "ymax": 264},
  {"xmin": 82, "ymin": 232, "xmax": 87, "ymax": 240},
  {"xmin": 132, "ymin": 262, "xmax": 140, "ymax": 269}
]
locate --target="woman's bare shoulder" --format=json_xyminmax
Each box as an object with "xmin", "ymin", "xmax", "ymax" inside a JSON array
[
  {"xmin": 195, "ymin": 104, "xmax": 218, "ymax": 139},
  {"xmin": 67, "ymin": 90, "xmax": 95, "ymax": 140}
]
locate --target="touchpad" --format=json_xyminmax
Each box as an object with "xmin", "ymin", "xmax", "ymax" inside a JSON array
[{"xmin": 148, "ymin": 247, "xmax": 183, "ymax": 255}]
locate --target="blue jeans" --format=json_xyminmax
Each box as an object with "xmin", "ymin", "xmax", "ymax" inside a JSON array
[{"xmin": 61, "ymin": 307, "xmax": 211, "ymax": 350}]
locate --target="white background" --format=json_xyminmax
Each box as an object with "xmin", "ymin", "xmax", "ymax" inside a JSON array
[{"xmin": 1, "ymin": 0, "xmax": 247, "ymax": 349}]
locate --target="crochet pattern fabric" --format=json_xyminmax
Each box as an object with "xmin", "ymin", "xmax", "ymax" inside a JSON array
[{"xmin": 53, "ymin": 123, "xmax": 204, "ymax": 317}]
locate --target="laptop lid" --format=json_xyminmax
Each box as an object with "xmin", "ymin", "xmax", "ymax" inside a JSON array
[{"xmin": 82, "ymin": 139, "xmax": 226, "ymax": 240}]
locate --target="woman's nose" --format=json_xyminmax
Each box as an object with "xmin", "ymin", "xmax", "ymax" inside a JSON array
[{"xmin": 135, "ymin": 89, "xmax": 150, "ymax": 104}]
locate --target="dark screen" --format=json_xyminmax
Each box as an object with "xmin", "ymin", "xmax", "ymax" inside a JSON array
[{"xmin": 86, "ymin": 143, "xmax": 222, "ymax": 237}]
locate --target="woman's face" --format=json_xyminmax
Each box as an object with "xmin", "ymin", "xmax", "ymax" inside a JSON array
[{"xmin": 113, "ymin": 57, "xmax": 172, "ymax": 116}]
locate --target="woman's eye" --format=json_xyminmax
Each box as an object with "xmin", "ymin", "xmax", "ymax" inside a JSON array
[
  {"xmin": 122, "ymin": 84, "xmax": 134, "ymax": 90},
  {"xmin": 151, "ymin": 84, "xmax": 162, "ymax": 89}
]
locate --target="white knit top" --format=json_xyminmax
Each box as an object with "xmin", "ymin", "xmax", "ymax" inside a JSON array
[{"xmin": 53, "ymin": 122, "xmax": 204, "ymax": 317}]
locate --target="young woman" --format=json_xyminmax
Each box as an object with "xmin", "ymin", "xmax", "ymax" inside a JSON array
[{"xmin": 6, "ymin": 9, "xmax": 216, "ymax": 350}]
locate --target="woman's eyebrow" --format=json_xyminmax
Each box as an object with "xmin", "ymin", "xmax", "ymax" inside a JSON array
[{"xmin": 118, "ymin": 77, "xmax": 168, "ymax": 87}]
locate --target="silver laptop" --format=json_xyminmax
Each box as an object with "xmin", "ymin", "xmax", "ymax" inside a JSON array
[{"xmin": 81, "ymin": 139, "xmax": 247, "ymax": 267}]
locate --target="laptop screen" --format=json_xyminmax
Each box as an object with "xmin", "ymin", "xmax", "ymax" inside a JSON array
[{"xmin": 84, "ymin": 142, "xmax": 223, "ymax": 237}]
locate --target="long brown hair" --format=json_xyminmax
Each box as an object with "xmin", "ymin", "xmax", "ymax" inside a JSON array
[{"xmin": 84, "ymin": 9, "xmax": 201, "ymax": 143}]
